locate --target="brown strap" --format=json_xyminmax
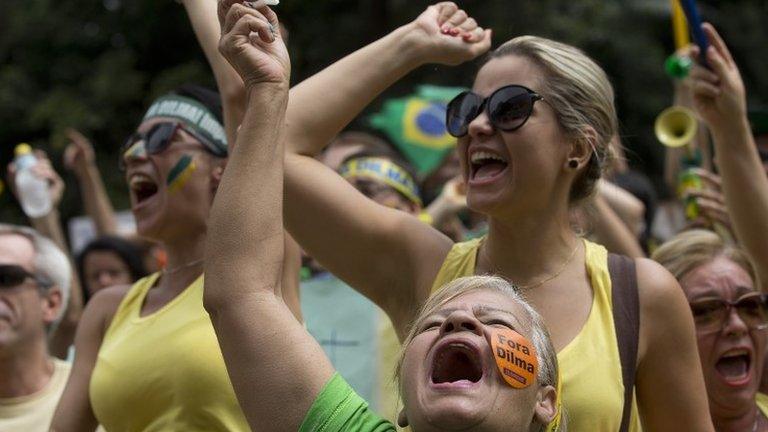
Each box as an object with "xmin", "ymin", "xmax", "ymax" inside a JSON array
[{"xmin": 608, "ymin": 253, "xmax": 639, "ymax": 432}]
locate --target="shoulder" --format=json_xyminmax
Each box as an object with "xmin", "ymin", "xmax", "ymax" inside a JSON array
[
  {"xmin": 633, "ymin": 258, "xmax": 687, "ymax": 310},
  {"xmin": 633, "ymin": 257, "xmax": 694, "ymax": 359},
  {"xmin": 83, "ymin": 283, "xmax": 135, "ymax": 336}
]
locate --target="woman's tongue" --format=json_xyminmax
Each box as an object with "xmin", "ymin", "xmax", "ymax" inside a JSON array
[
  {"xmin": 474, "ymin": 161, "xmax": 507, "ymax": 180},
  {"xmin": 716, "ymin": 355, "xmax": 750, "ymax": 383}
]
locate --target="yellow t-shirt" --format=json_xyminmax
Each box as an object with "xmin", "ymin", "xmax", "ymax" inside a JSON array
[
  {"xmin": 757, "ymin": 393, "xmax": 768, "ymax": 417},
  {"xmin": 0, "ymin": 359, "xmax": 70, "ymax": 432},
  {"xmin": 431, "ymin": 238, "xmax": 641, "ymax": 432},
  {"xmin": 89, "ymin": 273, "xmax": 250, "ymax": 431}
]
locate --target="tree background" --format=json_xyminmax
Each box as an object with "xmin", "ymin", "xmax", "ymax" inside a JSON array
[{"xmin": 1, "ymin": 0, "xmax": 766, "ymax": 225}]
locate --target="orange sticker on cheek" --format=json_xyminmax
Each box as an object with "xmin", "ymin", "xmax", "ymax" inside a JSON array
[{"xmin": 489, "ymin": 327, "xmax": 538, "ymax": 389}]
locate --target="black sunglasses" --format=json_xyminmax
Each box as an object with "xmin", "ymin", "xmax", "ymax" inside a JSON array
[
  {"xmin": 0, "ymin": 264, "xmax": 53, "ymax": 290},
  {"xmin": 119, "ymin": 122, "xmax": 224, "ymax": 171},
  {"xmin": 446, "ymin": 85, "xmax": 544, "ymax": 138}
]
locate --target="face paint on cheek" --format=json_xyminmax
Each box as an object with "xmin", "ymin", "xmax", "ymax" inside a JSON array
[
  {"xmin": 488, "ymin": 327, "xmax": 538, "ymax": 389},
  {"xmin": 123, "ymin": 140, "xmax": 147, "ymax": 161},
  {"xmin": 166, "ymin": 154, "xmax": 197, "ymax": 194}
]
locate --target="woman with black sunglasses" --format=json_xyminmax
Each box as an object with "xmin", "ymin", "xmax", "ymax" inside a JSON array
[
  {"xmin": 281, "ymin": 3, "xmax": 712, "ymax": 431},
  {"xmin": 49, "ymin": 0, "xmax": 299, "ymax": 430}
]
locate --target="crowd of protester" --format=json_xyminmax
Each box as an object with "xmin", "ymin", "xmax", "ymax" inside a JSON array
[{"xmin": 2, "ymin": 0, "xmax": 768, "ymax": 430}]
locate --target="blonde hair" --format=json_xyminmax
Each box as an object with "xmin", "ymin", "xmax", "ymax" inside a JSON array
[
  {"xmin": 652, "ymin": 229, "xmax": 756, "ymax": 287},
  {"xmin": 395, "ymin": 276, "xmax": 561, "ymax": 429},
  {"xmin": 486, "ymin": 36, "xmax": 617, "ymax": 203}
]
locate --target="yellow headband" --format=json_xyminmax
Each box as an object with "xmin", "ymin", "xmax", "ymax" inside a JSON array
[{"xmin": 340, "ymin": 157, "xmax": 422, "ymax": 207}]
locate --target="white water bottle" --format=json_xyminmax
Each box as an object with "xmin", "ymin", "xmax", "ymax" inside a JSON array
[{"xmin": 13, "ymin": 144, "xmax": 52, "ymax": 218}]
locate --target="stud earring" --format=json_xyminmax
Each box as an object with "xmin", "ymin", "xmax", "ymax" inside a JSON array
[{"xmin": 568, "ymin": 159, "xmax": 578, "ymax": 169}]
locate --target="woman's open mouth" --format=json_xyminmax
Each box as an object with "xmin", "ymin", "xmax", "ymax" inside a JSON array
[
  {"xmin": 129, "ymin": 173, "xmax": 159, "ymax": 206},
  {"xmin": 715, "ymin": 348, "xmax": 752, "ymax": 386},
  {"xmin": 469, "ymin": 151, "xmax": 508, "ymax": 184},
  {"xmin": 430, "ymin": 341, "xmax": 484, "ymax": 388}
]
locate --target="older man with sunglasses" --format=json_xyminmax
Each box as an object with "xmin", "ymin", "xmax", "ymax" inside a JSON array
[{"xmin": 0, "ymin": 224, "xmax": 72, "ymax": 431}]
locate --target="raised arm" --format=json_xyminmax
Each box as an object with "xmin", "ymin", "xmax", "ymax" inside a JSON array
[
  {"xmin": 284, "ymin": 4, "xmax": 490, "ymax": 335},
  {"xmin": 7, "ymin": 150, "xmax": 84, "ymax": 357},
  {"xmin": 689, "ymin": 24, "xmax": 768, "ymax": 286},
  {"xmin": 185, "ymin": 0, "xmax": 303, "ymax": 318},
  {"xmin": 63, "ymin": 129, "xmax": 118, "ymax": 235},
  {"xmin": 586, "ymin": 193, "xmax": 645, "ymax": 258},
  {"xmin": 181, "ymin": 0, "xmax": 245, "ymax": 146},
  {"xmin": 286, "ymin": 2, "xmax": 490, "ymax": 157},
  {"xmin": 204, "ymin": 3, "xmax": 331, "ymax": 431}
]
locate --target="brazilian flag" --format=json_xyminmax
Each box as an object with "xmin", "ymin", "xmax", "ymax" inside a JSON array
[{"xmin": 369, "ymin": 85, "xmax": 466, "ymax": 176}]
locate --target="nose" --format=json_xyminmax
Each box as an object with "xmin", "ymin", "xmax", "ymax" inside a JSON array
[
  {"xmin": 722, "ymin": 306, "xmax": 749, "ymax": 337},
  {"xmin": 123, "ymin": 140, "xmax": 149, "ymax": 166},
  {"xmin": 466, "ymin": 109, "xmax": 494, "ymax": 139},
  {"xmin": 439, "ymin": 310, "xmax": 484, "ymax": 337},
  {"xmin": 97, "ymin": 272, "xmax": 114, "ymax": 289}
]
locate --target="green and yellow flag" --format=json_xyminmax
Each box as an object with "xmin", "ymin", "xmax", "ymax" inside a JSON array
[{"xmin": 369, "ymin": 85, "xmax": 466, "ymax": 176}]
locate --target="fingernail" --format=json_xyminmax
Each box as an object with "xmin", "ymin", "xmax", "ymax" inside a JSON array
[
  {"xmin": 450, "ymin": 28, "xmax": 460, "ymax": 36},
  {"xmin": 441, "ymin": 25, "xmax": 451, "ymax": 33}
]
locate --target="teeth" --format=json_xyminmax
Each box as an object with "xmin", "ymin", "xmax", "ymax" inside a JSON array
[
  {"xmin": 722, "ymin": 349, "xmax": 749, "ymax": 358},
  {"xmin": 129, "ymin": 174, "xmax": 154, "ymax": 188},
  {"xmin": 470, "ymin": 151, "xmax": 506, "ymax": 164}
]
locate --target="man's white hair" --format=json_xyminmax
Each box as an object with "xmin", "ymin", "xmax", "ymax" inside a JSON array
[{"xmin": 0, "ymin": 224, "xmax": 71, "ymax": 324}]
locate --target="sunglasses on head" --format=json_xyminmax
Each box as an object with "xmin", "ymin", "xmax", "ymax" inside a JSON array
[
  {"xmin": 0, "ymin": 264, "xmax": 52, "ymax": 290},
  {"xmin": 119, "ymin": 122, "xmax": 224, "ymax": 171},
  {"xmin": 446, "ymin": 85, "xmax": 544, "ymax": 138},
  {"xmin": 689, "ymin": 292, "xmax": 768, "ymax": 335}
]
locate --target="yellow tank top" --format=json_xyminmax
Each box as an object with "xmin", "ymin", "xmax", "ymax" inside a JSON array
[
  {"xmin": 89, "ymin": 273, "xmax": 250, "ymax": 431},
  {"xmin": 757, "ymin": 393, "xmax": 768, "ymax": 417},
  {"xmin": 431, "ymin": 238, "xmax": 640, "ymax": 432}
]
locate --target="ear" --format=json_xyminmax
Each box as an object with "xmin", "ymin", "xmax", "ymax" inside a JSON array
[
  {"xmin": 533, "ymin": 384, "xmax": 558, "ymax": 426},
  {"xmin": 397, "ymin": 408, "xmax": 409, "ymax": 428},
  {"xmin": 210, "ymin": 161, "xmax": 227, "ymax": 192},
  {"xmin": 40, "ymin": 286, "xmax": 63, "ymax": 325},
  {"xmin": 565, "ymin": 127, "xmax": 598, "ymax": 171}
]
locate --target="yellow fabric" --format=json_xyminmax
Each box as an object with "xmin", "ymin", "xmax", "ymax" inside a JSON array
[
  {"xmin": 0, "ymin": 359, "xmax": 70, "ymax": 432},
  {"xmin": 90, "ymin": 273, "xmax": 249, "ymax": 431},
  {"xmin": 757, "ymin": 393, "xmax": 768, "ymax": 417},
  {"xmin": 431, "ymin": 238, "xmax": 641, "ymax": 432}
]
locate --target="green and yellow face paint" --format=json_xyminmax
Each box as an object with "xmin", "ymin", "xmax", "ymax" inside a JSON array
[
  {"xmin": 166, "ymin": 154, "xmax": 197, "ymax": 194},
  {"xmin": 123, "ymin": 140, "xmax": 147, "ymax": 162}
]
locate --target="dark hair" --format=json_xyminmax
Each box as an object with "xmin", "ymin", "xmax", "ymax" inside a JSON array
[
  {"xmin": 76, "ymin": 235, "xmax": 148, "ymax": 302},
  {"xmin": 173, "ymin": 84, "xmax": 224, "ymax": 124}
]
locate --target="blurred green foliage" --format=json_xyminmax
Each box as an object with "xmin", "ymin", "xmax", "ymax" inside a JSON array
[{"xmin": 1, "ymin": 0, "xmax": 766, "ymax": 224}]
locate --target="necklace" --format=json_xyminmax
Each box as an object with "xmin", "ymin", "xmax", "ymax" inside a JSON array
[
  {"xmin": 162, "ymin": 258, "xmax": 204, "ymax": 275},
  {"xmin": 481, "ymin": 239, "xmax": 580, "ymax": 290}
]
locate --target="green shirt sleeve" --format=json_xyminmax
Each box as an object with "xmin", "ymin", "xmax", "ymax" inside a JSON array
[{"xmin": 299, "ymin": 373, "xmax": 396, "ymax": 432}]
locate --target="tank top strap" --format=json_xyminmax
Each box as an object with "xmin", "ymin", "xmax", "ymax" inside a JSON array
[
  {"xmin": 103, "ymin": 272, "xmax": 161, "ymax": 341},
  {"xmin": 430, "ymin": 237, "xmax": 483, "ymax": 293}
]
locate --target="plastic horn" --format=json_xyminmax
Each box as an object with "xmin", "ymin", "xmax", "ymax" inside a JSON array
[
  {"xmin": 671, "ymin": 0, "xmax": 690, "ymax": 50},
  {"xmin": 678, "ymin": 0, "xmax": 709, "ymax": 66},
  {"xmin": 655, "ymin": 106, "xmax": 698, "ymax": 148}
]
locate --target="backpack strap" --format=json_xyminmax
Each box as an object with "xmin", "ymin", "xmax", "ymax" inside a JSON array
[{"xmin": 607, "ymin": 253, "xmax": 640, "ymax": 432}]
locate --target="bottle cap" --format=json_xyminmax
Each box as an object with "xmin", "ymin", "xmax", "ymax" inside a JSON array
[{"xmin": 14, "ymin": 143, "xmax": 32, "ymax": 156}]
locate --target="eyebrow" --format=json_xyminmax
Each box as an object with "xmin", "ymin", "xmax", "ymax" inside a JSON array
[
  {"xmin": 434, "ymin": 305, "xmax": 526, "ymax": 329},
  {"xmin": 690, "ymin": 286, "xmax": 758, "ymax": 301}
]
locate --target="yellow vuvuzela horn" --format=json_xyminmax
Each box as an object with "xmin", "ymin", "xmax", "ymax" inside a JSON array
[{"xmin": 655, "ymin": 106, "xmax": 698, "ymax": 148}]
